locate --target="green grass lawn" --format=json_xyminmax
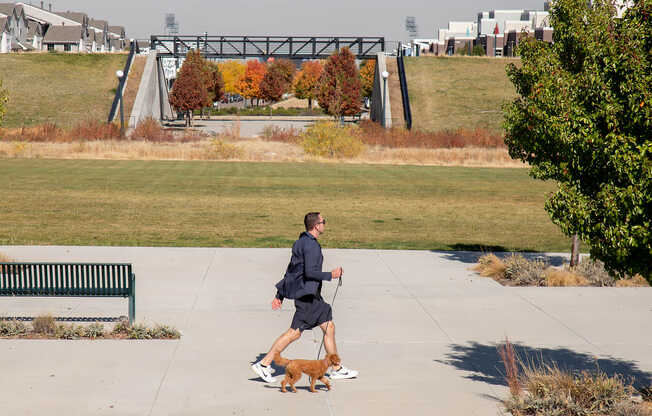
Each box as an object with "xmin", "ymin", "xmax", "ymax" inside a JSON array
[
  {"xmin": 0, "ymin": 159, "xmax": 570, "ymax": 252},
  {"xmin": 404, "ymin": 56, "xmax": 519, "ymax": 133},
  {"xmin": 0, "ymin": 54, "xmax": 127, "ymax": 128}
]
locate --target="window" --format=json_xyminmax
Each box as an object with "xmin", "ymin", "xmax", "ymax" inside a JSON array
[
  {"xmin": 64, "ymin": 44, "xmax": 71, "ymax": 52},
  {"xmin": 47, "ymin": 44, "xmax": 54, "ymax": 52}
]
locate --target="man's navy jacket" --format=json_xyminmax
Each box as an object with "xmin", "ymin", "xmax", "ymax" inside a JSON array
[{"xmin": 275, "ymin": 231, "xmax": 332, "ymax": 301}]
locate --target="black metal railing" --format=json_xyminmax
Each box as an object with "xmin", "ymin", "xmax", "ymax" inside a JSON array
[
  {"xmin": 396, "ymin": 52, "xmax": 412, "ymax": 130},
  {"xmin": 150, "ymin": 35, "xmax": 385, "ymax": 59},
  {"xmin": 107, "ymin": 42, "xmax": 139, "ymax": 123}
]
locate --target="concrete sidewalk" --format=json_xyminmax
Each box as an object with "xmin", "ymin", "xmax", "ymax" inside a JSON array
[{"xmin": 1, "ymin": 246, "xmax": 650, "ymax": 416}]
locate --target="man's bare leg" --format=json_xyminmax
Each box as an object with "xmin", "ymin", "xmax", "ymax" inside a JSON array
[
  {"xmin": 260, "ymin": 328, "xmax": 301, "ymax": 366},
  {"xmin": 319, "ymin": 320, "xmax": 340, "ymax": 369}
]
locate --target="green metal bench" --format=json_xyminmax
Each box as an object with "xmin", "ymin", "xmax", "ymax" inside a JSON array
[{"xmin": 0, "ymin": 263, "xmax": 135, "ymax": 324}]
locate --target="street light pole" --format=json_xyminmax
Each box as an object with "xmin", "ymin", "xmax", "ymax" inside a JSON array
[
  {"xmin": 381, "ymin": 70, "xmax": 389, "ymax": 128},
  {"xmin": 116, "ymin": 70, "xmax": 125, "ymax": 136}
]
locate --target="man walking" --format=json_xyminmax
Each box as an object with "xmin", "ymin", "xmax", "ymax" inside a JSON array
[{"xmin": 251, "ymin": 212, "xmax": 358, "ymax": 383}]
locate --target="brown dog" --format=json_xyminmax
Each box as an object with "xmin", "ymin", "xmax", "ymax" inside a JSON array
[{"xmin": 273, "ymin": 353, "xmax": 341, "ymax": 393}]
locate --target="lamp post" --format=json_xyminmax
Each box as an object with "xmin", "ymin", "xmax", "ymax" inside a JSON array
[
  {"xmin": 381, "ymin": 70, "xmax": 389, "ymax": 127},
  {"xmin": 116, "ymin": 70, "xmax": 125, "ymax": 137}
]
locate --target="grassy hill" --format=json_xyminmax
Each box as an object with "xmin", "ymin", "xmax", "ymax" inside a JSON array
[
  {"xmin": 0, "ymin": 53, "xmax": 129, "ymax": 128},
  {"xmin": 403, "ymin": 56, "xmax": 519, "ymax": 133}
]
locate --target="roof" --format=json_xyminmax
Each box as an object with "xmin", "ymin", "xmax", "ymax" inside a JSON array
[
  {"xmin": 43, "ymin": 25, "xmax": 83, "ymax": 43},
  {"xmin": 26, "ymin": 20, "xmax": 43, "ymax": 38},
  {"xmin": 15, "ymin": 2, "xmax": 81, "ymax": 26},
  {"xmin": 0, "ymin": 3, "xmax": 18, "ymax": 16},
  {"xmin": 108, "ymin": 25, "xmax": 125, "ymax": 36},
  {"xmin": 56, "ymin": 11, "xmax": 87, "ymax": 24},
  {"xmin": 88, "ymin": 18, "xmax": 108, "ymax": 30}
]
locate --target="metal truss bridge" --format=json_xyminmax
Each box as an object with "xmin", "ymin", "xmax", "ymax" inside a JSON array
[{"xmin": 151, "ymin": 35, "xmax": 385, "ymax": 60}]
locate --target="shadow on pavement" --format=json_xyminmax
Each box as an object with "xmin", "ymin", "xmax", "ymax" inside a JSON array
[
  {"xmin": 250, "ymin": 353, "xmax": 285, "ymax": 381},
  {"xmin": 436, "ymin": 342, "xmax": 652, "ymax": 389},
  {"xmin": 437, "ymin": 249, "xmax": 569, "ymax": 267}
]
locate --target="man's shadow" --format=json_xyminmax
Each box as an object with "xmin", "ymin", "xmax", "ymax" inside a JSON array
[{"xmin": 436, "ymin": 342, "xmax": 652, "ymax": 389}]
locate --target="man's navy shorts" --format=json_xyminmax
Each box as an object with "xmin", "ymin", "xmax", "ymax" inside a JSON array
[{"xmin": 291, "ymin": 295, "xmax": 332, "ymax": 332}]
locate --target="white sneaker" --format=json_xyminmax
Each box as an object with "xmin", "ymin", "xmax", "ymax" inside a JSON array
[
  {"xmin": 329, "ymin": 364, "xmax": 358, "ymax": 379},
  {"xmin": 251, "ymin": 362, "xmax": 276, "ymax": 383}
]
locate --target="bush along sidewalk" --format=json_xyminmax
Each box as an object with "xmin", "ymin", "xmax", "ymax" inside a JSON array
[
  {"xmin": 473, "ymin": 254, "xmax": 650, "ymax": 287},
  {"xmin": 498, "ymin": 338, "xmax": 652, "ymax": 416},
  {"xmin": 0, "ymin": 315, "xmax": 180, "ymax": 340}
]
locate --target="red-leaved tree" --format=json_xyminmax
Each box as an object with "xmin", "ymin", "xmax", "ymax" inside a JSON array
[
  {"xmin": 260, "ymin": 59, "xmax": 296, "ymax": 104},
  {"xmin": 169, "ymin": 55, "xmax": 208, "ymax": 127},
  {"xmin": 317, "ymin": 47, "xmax": 361, "ymax": 118}
]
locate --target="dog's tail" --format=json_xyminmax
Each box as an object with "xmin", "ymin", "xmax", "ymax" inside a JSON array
[{"xmin": 273, "ymin": 353, "xmax": 290, "ymax": 367}]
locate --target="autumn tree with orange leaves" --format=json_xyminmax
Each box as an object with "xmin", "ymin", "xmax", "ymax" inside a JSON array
[
  {"xmin": 317, "ymin": 47, "xmax": 361, "ymax": 118},
  {"xmin": 236, "ymin": 60, "xmax": 266, "ymax": 107},
  {"xmin": 359, "ymin": 59, "xmax": 375, "ymax": 99},
  {"xmin": 293, "ymin": 60, "xmax": 323, "ymax": 109}
]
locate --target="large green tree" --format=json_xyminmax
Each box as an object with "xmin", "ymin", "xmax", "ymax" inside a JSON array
[{"xmin": 503, "ymin": 0, "xmax": 652, "ymax": 282}]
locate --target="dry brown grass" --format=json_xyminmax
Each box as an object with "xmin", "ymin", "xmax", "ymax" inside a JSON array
[
  {"xmin": 615, "ymin": 275, "xmax": 650, "ymax": 287},
  {"xmin": 473, "ymin": 254, "xmax": 507, "ymax": 279},
  {"xmin": 545, "ymin": 268, "xmax": 590, "ymax": 286},
  {"xmin": 356, "ymin": 120, "xmax": 505, "ymax": 148},
  {"xmin": 498, "ymin": 337, "xmax": 522, "ymax": 397},
  {"xmin": 0, "ymin": 138, "xmax": 522, "ymax": 167}
]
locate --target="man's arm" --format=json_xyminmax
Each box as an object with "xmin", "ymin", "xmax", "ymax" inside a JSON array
[{"xmin": 304, "ymin": 242, "xmax": 333, "ymax": 281}]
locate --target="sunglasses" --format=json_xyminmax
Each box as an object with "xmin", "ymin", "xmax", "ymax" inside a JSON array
[{"xmin": 317, "ymin": 219, "xmax": 327, "ymax": 225}]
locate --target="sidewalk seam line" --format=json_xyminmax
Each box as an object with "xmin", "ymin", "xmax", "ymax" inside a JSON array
[
  {"xmin": 515, "ymin": 293, "xmax": 601, "ymax": 352},
  {"xmin": 146, "ymin": 248, "xmax": 219, "ymax": 416},
  {"xmin": 377, "ymin": 253, "xmax": 454, "ymax": 343}
]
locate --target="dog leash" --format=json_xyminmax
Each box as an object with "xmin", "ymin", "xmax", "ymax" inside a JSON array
[{"xmin": 316, "ymin": 270, "xmax": 343, "ymax": 360}]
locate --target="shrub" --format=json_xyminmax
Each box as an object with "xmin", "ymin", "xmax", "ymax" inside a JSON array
[
  {"xmin": 505, "ymin": 361, "xmax": 640, "ymax": 416},
  {"xmin": 55, "ymin": 323, "xmax": 86, "ymax": 339},
  {"xmin": 615, "ymin": 275, "xmax": 650, "ymax": 287},
  {"xmin": 127, "ymin": 323, "xmax": 152, "ymax": 339},
  {"xmin": 32, "ymin": 314, "xmax": 56, "ymax": 335},
  {"xmin": 130, "ymin": 118, "xmax": 175, "ymax": 142},
  {"xmin": 84, "ymin": 322, "xmax": 105, "ymax": 339},
  {"xmin": 302, "ymin": 121, "xmax": 364, "ymax": 158},
  {"xmin": 260, "ymin": 125, "xmax": 301, "ymax": 144},
  {"xmin": 112, "ymin": 319, "xmax": 130, "ymax": 335},
  {"xmin": 355, "ymin": 120, "xmax": 504, "ymax": 149},
  {"xmin": 208, "ymin": 139, "xmax": 243, "ymax": 159},
  {"xmin": 69, "ymin": 120, "xmax": 123, "ymax": 141},
  {"xmin": 503, "ymin": 254, "xmax": 547, "ymax": 286},
  {"xmin": 0, "ymin": 319, "xmax": 27, "ymax": 336},
  {"xmin": 148, "ymin": 324, "xmax": 181, "ymax": 339},
  {"xmin": 572, "ymin": 258, "xmax": 615, "ymax": 286}
]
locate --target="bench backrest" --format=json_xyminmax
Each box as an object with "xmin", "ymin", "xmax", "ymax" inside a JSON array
[{"xmin": 0, "ymin": 263, "xmax": 134, "ymax": 297}]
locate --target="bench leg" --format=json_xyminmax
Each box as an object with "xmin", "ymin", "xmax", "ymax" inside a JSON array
[
  {"xmin": 129, "ymin": 294, "xmax": 135, "ymax": 325},
  {"xmin": 128, "ymin": 272, "xmax": 136, "ymax": 325}
]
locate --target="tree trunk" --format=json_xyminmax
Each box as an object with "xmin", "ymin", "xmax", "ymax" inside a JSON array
[
  {"xmin": 570, "ymin": 234, "xmax": 580, "ymax": 267},
  {"xmin": 308, "ymin": 98, "xmax": 312, "ymax": 109}
]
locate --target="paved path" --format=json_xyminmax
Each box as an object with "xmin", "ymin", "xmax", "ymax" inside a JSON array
[{"xmin": 1, "ymin": 246, "xmax": 650, "ymax": 415}]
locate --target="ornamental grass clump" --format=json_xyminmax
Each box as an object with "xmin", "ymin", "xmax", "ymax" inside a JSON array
[{"xmin": 32, "ymin": 314, "xmax": 56, "ymax": 335}]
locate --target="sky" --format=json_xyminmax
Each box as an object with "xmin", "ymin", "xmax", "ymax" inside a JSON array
[{"xmin": 45, "ymin": 0, "xmax": 547, "ymax": 44}]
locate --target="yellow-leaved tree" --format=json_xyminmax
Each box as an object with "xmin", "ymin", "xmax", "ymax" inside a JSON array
[{"xmin": 218, "ymin": 60, "xmax": 246, "ymax": 95}]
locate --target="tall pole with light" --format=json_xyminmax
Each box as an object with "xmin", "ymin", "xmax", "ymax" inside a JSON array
[
  {"xmin": 381, "ymin": 70, "xmax": 389, "ymax": 127},
  {"xmin": 116, "ymin": 70, "xmax": 125, "ymax": 136}
]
